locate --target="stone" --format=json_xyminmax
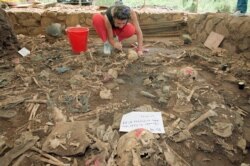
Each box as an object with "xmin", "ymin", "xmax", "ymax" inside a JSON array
[
  {"xmin": 19, "ymin": 18, "xmax": 40, "ymax": 27},
  {"xmin": 237, "ymin": 137, "xmax": 247, "ymax": 154},
  {"xmin": 41, "ymin": 17, "xmax": 53, "ymax": 27},
  {"xmin": 45, "ymin": 11, "xmax": 57, "ymax": 18},
  {"xmin": 205, "ymin": 19, "xmax": 216, "ymax": 34},
  {"xmin": 211, "ymin": 122, "xmax": 233, "ymax": 138},
  {"xmin": 108, "ymin": 69, "xmax": 118, "ymax": 79},
  {"xmin": 42, "ymin": 121, "xmax": 91, "ymax": 156},
  {"xmin": 66, "ymin": 13, "xmax": 79, "ymax": 26},
  {"xmin": 32, "ymin": 12, "xmax": 41, "ymax": 20},
  {"xmin": 172, "ymin": 13, "xmax": 184, "ymax": 20},
  {"xmin": 215, "ymin": 21, "xmax": 229, "ymax": 37},
  {"xmin": 243, "ymin": 125, "xmax": 250, "ymax": 143},
  {"xmin": 228, "ymin": 17, "xmax": 244, "ymax": 33},
  {"xmin": 127, "ymin": 49, "xmax": 138, "ymax": 62},
  {"xmin": 46, "ymin": 23, "xmax": 63, "ymax": 37},
  {"xmin": 100, "ymin": 89, "xmax": 113, "ymax": 100},
  {"xmin": 85, "ymin": 17, "xmax": 92, "ymax": 26},
  {"xmin": 221, "ymin": 40, "xmax": 237, "ymax": 53},
  {"xmin": 238, "ymin": 38, "xmax": 250, "ymax": 51}
]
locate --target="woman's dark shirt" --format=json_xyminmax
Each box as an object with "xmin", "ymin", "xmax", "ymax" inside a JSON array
[{"xmin": 106, "ymin": 6, "xmax": 116, "ymax": 28}]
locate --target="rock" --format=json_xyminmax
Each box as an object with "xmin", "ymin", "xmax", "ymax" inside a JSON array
[
  {"xmin": 169, "ymin": 114, "xmax": 176, "ymax": 119},
  {"xmin": 52, "ymin": 106, "xmax": 67, "ymax": 123},
  {"xmin": 112, "ymin": 112, "xmax": 123, "ymax": 129},
  {"xmin": 158, "ymin": 97, "xmax": 168, "ymax": 104},
  {"xmin": 243, "ymin": 125, "xmax": 250, "ymax": 143},
  {"xmin": 39, "ymin": 70, "xmax": 50, "ymax": 80},
  {"xmin": 173, "ymin": 102, "xmax": 193, "ymax": 113},
  {"xmin": 104, "ymin": 82, "xmax": 119, "ymax": 90},
  {"xmin": 211, "ymin": 122, "xmax": 233, "ymax": 138},
  {"xmin": 42, "ymin": 121, "xmax": 90, "ymax": 156},
  {"xmin": 143, "ymin": 78, "xmax": 152, "ymax": 86},
  {"xmin": 102, "ymin": 126, "xmax": 116, "ymax": 142},
  {"xmin": 237, "ymin": 137, "xmax": 247, "ymax": 154},
  {"xmin": 100, "ymin": 89, "xmax": 113, "ymax": 99},
  {"xmin": 14, "ymin": 64, "xmax": 25, "ymax": 73},
  {"xmin": 182, "ymin": 34, "xmax": 192, "ymax": 44},
  {"xmin": 195, "ymin": 140, "xmax": 214, "ymax": 152},
  {"xmin": 55, "ymin": 67, "xmax": 71, "ymax": 73},
  {"xmin": 173, "ymin": 130, "xmax": 192, "ymax": 142},
  {"xmin": 108, "ymin": 68, "xmax": 118, "ymax": 79},
  {"xmin": 162, "ymin": 85, "xmax": 170, "ymax": 93},
  {"xmin": 0, "ymin": 110, "xmax": 17, "ymax": 119},
  {"xmin": 127, "ymin": 49, "xmax": 138, "ymax": 62},
  {"xmin": 241, "ymin": 163, "xmax": 250, "ymax": 166},
  {"xmin": 115, "ymin": 78, "xmax": 125, "ymax": 84},
  {"xmin": 134, "ymin": 105, "xmax": 156, "ymax": 112},
  {"xmin": 96, "ymin": 124, "xmax": 106, "ymax": 139},
  {"xmin": 46, "ymin": 23, "xmax": 64, "ymax": 37}
]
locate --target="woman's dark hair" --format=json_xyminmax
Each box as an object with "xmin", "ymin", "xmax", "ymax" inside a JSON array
[{"xmin": 113, "ymin": 5, "xmax": 131, "ymax": 20}]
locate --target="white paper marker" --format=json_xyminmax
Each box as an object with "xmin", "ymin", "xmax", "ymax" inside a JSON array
[
  {"xmin": 18, "ymin": 47, "xmax": 30, "ymax": 57},
  {"xmin": 119, "ymin": 112, "xmax": 165, "ymax": 134}
]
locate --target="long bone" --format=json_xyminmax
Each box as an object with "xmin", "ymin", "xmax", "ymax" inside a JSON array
[{"xmin": 187, "ymin": 109, "xmax": 218, "ymax": 130}]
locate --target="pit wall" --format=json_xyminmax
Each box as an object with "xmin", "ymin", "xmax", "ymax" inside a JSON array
[
  {"xmin": 6, "ymin": 7, "xmax": 250, "ymax": 53},
  {"xmin": 6, "ymin": 6, "xmax": 184, "ymax": 36},
  {"xmin": 187, "ymin": 13, "xmax": 250, "ymax": 53}
]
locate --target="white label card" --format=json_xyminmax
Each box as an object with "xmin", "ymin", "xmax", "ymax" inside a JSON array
[
  {"xmin": 18, "ymin": 47, "xmax": 30, "ymax": 57},
  {"xmin": 119, "ymin": 112, "xmax": 165, "ymax": 134}
]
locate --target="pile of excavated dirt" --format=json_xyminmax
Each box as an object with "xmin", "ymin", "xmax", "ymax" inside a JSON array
[{"xmin": 0, "ymin": 8, "xmax": 19, "ymax": 57}]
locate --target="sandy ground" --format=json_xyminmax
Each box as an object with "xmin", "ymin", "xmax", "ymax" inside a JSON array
[{"xmin": 0, "ymin": 32, "xmax": 249, "ymax": 165}]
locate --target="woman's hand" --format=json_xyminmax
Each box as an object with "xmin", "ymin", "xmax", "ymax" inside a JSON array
[
  {"xmin": 137, "ymin": 50, "xmax": 143, "ymax": 56},
  {"xmin": 114, "ymin": 42, "xmax": 123, "ymax": 50},
  {"xmin": 137, "ymin": 46, "xmax": 143, "ymax": 56}
]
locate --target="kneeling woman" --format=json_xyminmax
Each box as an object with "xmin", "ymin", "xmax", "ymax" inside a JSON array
[{"xmin": 92, "ymin": 5, "xmax": 143, "ymax": 55}]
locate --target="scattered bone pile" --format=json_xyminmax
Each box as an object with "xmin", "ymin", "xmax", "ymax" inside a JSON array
[{"xmin": 0, "ymin": 34, "xmax": 249, "ymax": 166}]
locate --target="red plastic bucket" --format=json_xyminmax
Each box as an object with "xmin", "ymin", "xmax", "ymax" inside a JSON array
[{"xmin": 66, "ymin": 27, "xmax": 89, "ymax": 54}]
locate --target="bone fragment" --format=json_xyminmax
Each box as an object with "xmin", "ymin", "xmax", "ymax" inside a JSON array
[
  {"xmin": 187, "ymin": 110, "xmax": 217, "ymax": 130},
  {"xmin": 35, "ymin": 156, "xmax": 68, "ymax": 166},
  {"xmin": 29, "ymin": 104, "xmax": 40, "ymax": 120},
  {"xmin": 186, "ymin": 87, "xmax": 198, "ymax": 102},
  {"xmin": 236, "ymin": 107, "xmax": 248, "ymax": 117},
  {"xmin": 163, "ymin": 142, "xmax": 190, "ymax": 166},
  {"xmin": 32, "ymin": 77, "xmax": 41, "ymax": 88},
  {"xmin": 140, "ymin": 91, "xmax": 156, "ymax": 98},
  {"xmin": 31, "ymin": 147, "xmax": 65, "ymax": 165},
  {"xmin": 25, "ymin": 99, "xmax": 47, "ymax": 104}
]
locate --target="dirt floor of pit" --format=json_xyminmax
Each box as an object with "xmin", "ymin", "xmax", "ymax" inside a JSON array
[{"xmin": 0, "ymin": 34, "xmax": 250, "ymax": 166}]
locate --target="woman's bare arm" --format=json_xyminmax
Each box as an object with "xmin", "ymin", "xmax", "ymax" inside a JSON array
[
  {"xmin": 104, "ymin": 15, "xmax": 123, "ymax": 50},
  {"xmin": 130, "ymin": 10, "xmax": 143, "ymax": 52},
  {"xmin": 104, "ymin": 15, "xmax": 115, "ymax": 46}
]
